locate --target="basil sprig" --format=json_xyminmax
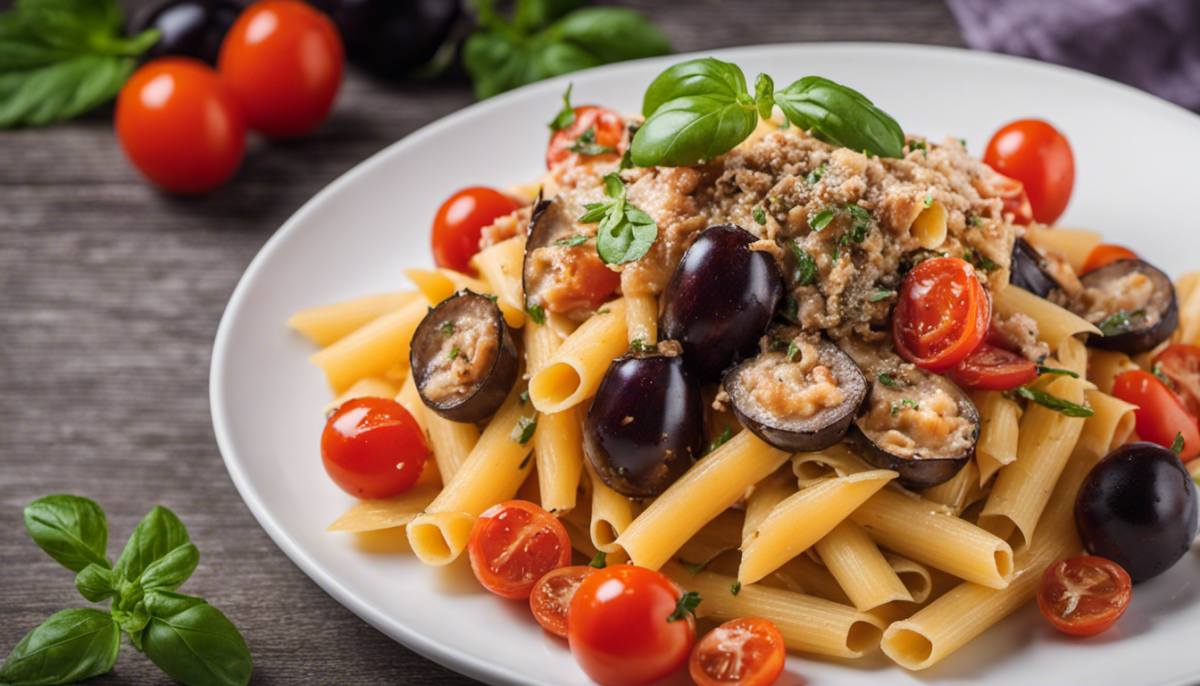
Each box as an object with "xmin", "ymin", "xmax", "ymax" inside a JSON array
[
  {"xmin": 0, "ymin": 0, "xmax": 160, "ymax": 128},
  {"xmin": 631, "ymin": 57, "xmax": 905, "ymax": 167},
  {"xmin": 0, "ymin": 495, "xmax": 251, "ymax": 686},
  {"xmin": 463, "ymin": 0, "xmax": 670, "ymax": 100},
  {"xmin": 578, "ymin": 171, "xmax": 658, "ymax": 264}
]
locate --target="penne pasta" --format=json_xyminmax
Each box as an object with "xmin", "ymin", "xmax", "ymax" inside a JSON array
[
  {"xmin": 424, "ymin": 411, "xmax": 480, "ymax": 482},
  {"xmin": 396, "ymin": 372, "xmax": 427, "ymax": 436},
  {"xmin": 920, "ymin": 460, "xmax": 981, "ymax": 515},
  {"xmin": 791, "ymin": 444, "xmax": 871, "ymax": 488},
  {"xmin": 618, "ymin": 430, "xmax": 789, "ymax": 570},
  {"xmin": 971, "ymin": 390, "xmax": 1020, "ymax": 484},
  {"xmin": 309, "ymin": 296, "xmax": 431, "ymax": 393},
  {"xmin": 1022, "ymin": 226, "xmax": 1102, "ymax": 274},
  {"xmin": 740, "ymin": 470, "xmax": 897, "ymax": 584},
  {"xmin": 326, "ymin": 480, "xmax": 442, "ymax": 532},
  {"xmin": 625, "ymin": 293, "xmax": 658, "ymax": 345},
  {"xmin": 584, "ymin": 460, "xmax": 636, "ymax": 553},
  {"xmin": 321, "ymin": 376, "xmax": 398, "ymax": 416},
  {"xmin": 288, "ymin": 291, "xmax": 419, "ymax": 347},
  {"xmin": 470, "ymin": 237, "xmax": 527, "ymax": 328},
  {"xmin": 676, "ymin": 508, "xmax": 745, "ymax": 568},
  {"xmin": 741, "ymin": 467, "xmax": 798, "ymax": 544},
  {"xmin": 529, "ymin": 299, "xmax": 628, "ymax": 413},
  {"xmin": 814, "ymin": 519, "xmax": 913, "ymax": 611},
  {"xmin": 911, "ymin": 200, "xmax": 948, "ymax": 250},
  {"xmin": 991, "ymin": 286, "xmax": 1101, "ymax": 351},
  {"xmin": 1088, "ymin": 349, "xmax": 1138, "ymax": 395}
]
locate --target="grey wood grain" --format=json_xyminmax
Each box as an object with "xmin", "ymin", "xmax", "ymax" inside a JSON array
[{"xmin": 0, "ymin": 2, "xmax": 963, "ymax": 683}]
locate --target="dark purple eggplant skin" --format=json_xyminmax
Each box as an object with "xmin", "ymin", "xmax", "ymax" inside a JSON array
[
  {"xmin": 410, "ymin": 291, "xmax": 518, "ymax": 423},
  {"xmin": 132, "ymin": 0, "xmax": 240, "ymax": 65},
  {"xmin": 1075, "ymin": 442, "xmax": 1198, "ymax": 583},
  {"xmin": 313, "ymin": 0, "xmax": 460, "ymax": 79},
  {"xmin": 1009, "ymin": 238, "xmax": 1061, "ymax": 298},
  {"xmin": 659, "ymin": 224, "xmax": 784, "ymax": 382},
  {"xmin": 724, "ymin": 339, "xmax": 867, "ymax": 453},
  {"xmin": 585, "ymin": 354, "xmax": 705, "ymax": 497},
  {"xmin": 1077, "ymin": 259, "xmax": 1178, "ymax": 355},
  {"xmin": 847, "ymin": 372, "xmax": 979, "ymax": 489}
]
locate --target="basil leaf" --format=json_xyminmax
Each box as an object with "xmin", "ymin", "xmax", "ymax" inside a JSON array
[
  {"xmin": 114, "ymin": 505, "xmax": 193, "ymax": 586},
  {"xmin": 1015, "ymin": 387, "xmax": 1094, "ymax": 418},
  {"xmin": 142, "ymin": 591, "xmax": 253, "ymax": 686},
  {"xmin": 0, "ymin": 52, "xmax": 135, "ymax": 128},
  {"xmin": 23, "ymin": 494, "xmax": 109, "ymax": 573},
  {"xmin": 754, "ymin": 73, "xmax": 774, "ymax": 119},
  {"xmin": 578, "ymin": 201, "xmax": 612, "ymax": 224},
  {"xmin": 75, "ymin": 563, "xmax": 119, "ymax": 602},
  {"xmin": 0, "ymin": 15, "xmax": 74, "ymax": 71},
  {"xmin": 641, "ymin": 57, "xmax": 747, "ymax": 118},
  {"xmin": 548, "ymin": 7, "xmax": 670, "ymax": 65},
  {"xmin": 548, "ymin": 83, "xmax": 575, "ymax": 131},
  {"xmin": 140, "ymin": 541, "xmax": 200, "ymax": 593},
  {"xmin": 513, "ymin": 0, "xmax": 586, "ymax": 33},
  {"xmin": 462, "ymin": 31, "xmax": 538, "ymax": 100},
  {"xmin": 774, "ymin": 76, "xmax": 905, "ymax": 159},
  {"xmin": 112, "ymin": 602, "xmax": 151, "ymax": 636},
  {"xmin": 17, "ymin": 0, "xmax": 122, "ymax": 52},
  {"xmin": 631, "ymin": 94, "xmax": 758, "ymax": 167},
  {"xmin": 531, "ymin": 38, "xmax": 600, "ymax": 80},
  {"xmin": 0, "ymin": 608, "xmax": 120, "ymax": 685},
  {"xmin": 791, "ymin": 241, "xmax": 817, "ymax": 286},
  {"xmin": 602, "ymin": 171, "xmax": 625, "ymax": 199}
]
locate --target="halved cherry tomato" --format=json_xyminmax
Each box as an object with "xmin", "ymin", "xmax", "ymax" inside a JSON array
[
  {"xmin": 218, "ymin": 0, "xmax": 343, "ymax": 138},
  {"xmin": 467, "ymin": 501, "xmax": 571, "ymax": 600},
  {"xmin": 1081, "ymin": 244, "xmax": 1138, "ymax": 274},
  {"xmin": 320, "ymin": 397, "xmax": 427, "ymax": 499},
  {"xmin": 432, "ymin": 187, "xmax": 523, "ymax": 275},
  {"xmin": 946, "ymin": 343, "xmax": 1038, "ymax": 391},
  {"xmin": 1112, "ymin": 369, "xmax": 1200, "ymax": 460},
  {"xmin": 987, "ymin": 173, "xmax": 1034, "ymax": 226},
  {"xmin": 568, "ymin": 565, "xmax": 696, "ymax": 686},
  {"xmin": 547, "ymin": 106, "xmax": 626, "ymax": 169},
  {"xmin": 529, "ymin": 565, "xmax": 598, "ymax": 638},
  {"xmin": 115, "ymin": 58, "xmax": 246, "ymax": 195},
  {"xmin": 893, "ymin": 257, "xmax": 991, "ymax": 373},
  {"xmin": 984, "ymin": 119, "xmax": 1075, "ymax": 225},
  {"xmin": 531, "ymin": 246, "xmax": 622, "ymax": 313},
  {"xmin": 1037, "ymin": 556, "xmax": 1131, "ymax": 637},
  {"xmin": 689, "ymin": 617, "xmax": 786, "ymax": 686},
  {"xmin": 1154, "ymin": 344, "xmax": 1200, "ymax": 418}
]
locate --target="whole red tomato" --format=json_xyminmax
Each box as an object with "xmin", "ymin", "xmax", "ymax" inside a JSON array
[{"xmin": 984, "ymin": 119, "xmax": 1075, "ymax": 225}]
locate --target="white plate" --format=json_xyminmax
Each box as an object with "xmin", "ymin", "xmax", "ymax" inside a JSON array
[{"xmin": 211, "ymin": 43, "xmax": 1200, "ymax": 686}]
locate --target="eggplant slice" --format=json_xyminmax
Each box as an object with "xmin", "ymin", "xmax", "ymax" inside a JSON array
[
  {"xmin": 410, "ymin": 290, "xmax": 518, "ymax": 423},
  {"xmin": 1066, "ymin": 258, "xmax": 1178, "ymax": 355},
  {"xmin": 724, "ymin": 332, "xmax": 867, "ymax": 453},
  {"xmin": 521, "ymin": 195, "xmax": 616, "ymax": 322},
  {"xmin": 838, "ymin": 339, "xmax": 979, "ymax": 489},
  {"xmin": 1009, "ymin": 238, "xmax": 1061, "ymax": 298}
]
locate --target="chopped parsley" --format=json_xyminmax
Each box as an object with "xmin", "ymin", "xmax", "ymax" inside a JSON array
[
  {"xmin": 555, "ymin": 235, "xmax": 590, "ymax": 247},
  {"xmin": 548, "ymin": 83, "xmax": 575, "ymax": 131},
  {"xmin": 730, "ymin": 581, "xmax": 742, "ymax": 596},
  {"xmin": 619, "ymin": 147, "xmax": 634, "ymax": 170},
  {"xmin": 519, "ymin": 390, "xmax": 530, "ymax": 404},
  {"xmin": 1036, "ymin": 365, "xmax": 1079, "ymax": 379},
  {"xmin": 964, "ymin": 248, "xmax": 999, "ymax": 272},
  {"xmin": 679, "ymin": 558, "xmax": 711, "ymax": 576},
  {"xmin": 1014, "ymin": 387, "xmax": 1094, "ymax": 418},
  {"xmin": 878, "ymin": 373, "xmax": 897, "ymax": 387},
  {"xmin": 483, "ymin": 294, "xmax": 499, "ymax": 302},
  {"xmin": 958, "ymin": 138, "xmax": 968, "ymax": 149},
  {"xmin": 597, "ymin": 307, "xmax": 610, "ymax": 315},
  {"xmin": 967, "ymin": 215, "xmax": 981, "ymax": 226},
  {"xmin": 438, "ymin": 321, "xmax": 455, "ymax": 335},
  {"xmin": 589, "ymin": 551, "xmax": 608, "ymax": 569},
  {"xmin": 901, "ymin": 249, "xmax": 945, "ymax": 272},
  {"xmin": 791, "ymin": 241, "xmax": 817, "ymax": 287},
  {"xmin": 706, "ymin": 426, "xmax": 733, "ymax": 455},
  {"xmin": 892, "ymin": 398, "xmax": 919, "ymax": 416},
  {"xmin": 810, "ymin": 208, "xmax": 835, "ymax": 231},
  {"xmin": 908, "ymin": 140, "xmax": 928, "ymax": 156},
  {"xmin": 806, "ymin": 165, "xmax": 826, "ymax": 185},
  {"xmin": 784, "ymin": 296, "xmax": 800, "ymax": 320},
  {"xmin": 924, "ymin": 194, "xmax": 934, "ymax": 208},
  {"xmin": 526, "ymin": 303, "xmax": 546, "ymax": 325},
  {"xmin": 630, "ymin": 338, "xmax": 656, "ymax": 353},
  {"xmin": 567, "ymin": 126, "xmax": 617, "ymax": 156},
  {"xmin": 786, "ymin": 341, "xmax": 799, "ymax": 362},
  {"xmin": 448, "ymin": 347, "xmax": 464, "ymax": 361},
  {"xmin": 1153, "ymin": 364, "xmax": 1173, "ymax": 388},
  {"xmin": 511, "ymin": 416, "xmax": 538, "ymax": 445},
  {"xmin": 577, "ymin": 172, "xmax": 657, "ymax": 265},
  {"xmin": 1097, "ymin": 310, "xmax": 1146, "ymax": 337},
  {"xmin": 1171, "ymin": 432, "xmax": 1186, "ymax": 455},
  {"xmin": 869, "ymin": 288, "xmax": 896, "ymax": 303},
  {"xmin": 753, "ymin": 207, "xmax": 767, "ymax": 225},
  {"xmin": 666, "ymin": 591, "xmax": 702, "ymax": 623}
]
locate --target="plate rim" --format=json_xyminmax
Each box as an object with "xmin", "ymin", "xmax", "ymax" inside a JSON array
[{"xmin": 209, "ymin": 41, "xmax": 1200, "ymax": 686}]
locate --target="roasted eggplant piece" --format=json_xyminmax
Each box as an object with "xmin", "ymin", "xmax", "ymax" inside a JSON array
[
  {"xmin": 724, "ymin": 333, "xmax": 867, "ymax": 453},
  {"xmin": 1009, "ymin": 238, "xmax": 1061, "ymax": 298},
  {"xmin": 1068, "ymin": 259, "xmax": 1178, "ymax": 354},
  {"xmin": 522, "ymin": 195, "xmax": 619, "ymax": 320},
  {"xmin": 410, "ymin": 290, "xmax": 518, "ymax": 423},
  {"xmin": 659, "ymin": 224, "xmax": 783, "ymax": 381},
  {"xmin": 839, "ymin": 340, "xmax": 979, "ymax": 489},
  {"xmin": 585, "ymin": 353, "xmax": 705, "ymax": 497}
]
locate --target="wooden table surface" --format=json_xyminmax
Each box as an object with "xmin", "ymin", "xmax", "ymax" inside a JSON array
[{"xmin": 0, "ymin": 2, "xmax": 963, "ymax": 683}]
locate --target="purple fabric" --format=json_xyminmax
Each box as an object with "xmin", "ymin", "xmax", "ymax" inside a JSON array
[{"xmin": 945, "ymin": 0, "xmax": 1200, "ymax": 111}]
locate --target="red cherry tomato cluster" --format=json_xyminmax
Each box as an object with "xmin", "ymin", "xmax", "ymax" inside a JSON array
[{"xmin": 116, "ymin": 0, "xmax": 344, "ymax": 195}]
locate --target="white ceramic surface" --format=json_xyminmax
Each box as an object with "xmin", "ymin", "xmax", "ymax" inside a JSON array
[{"xmin": 211, "ymin": 43, "xmax": 1200, "ymax": 686}]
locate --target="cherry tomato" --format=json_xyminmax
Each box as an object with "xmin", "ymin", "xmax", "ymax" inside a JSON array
[
  {"xmin": 984, "ymin": 119, "xmax": 1075, "ymax": 225},
  {"xmin": 547, "ymin": 106, "xmax": 626, "ymax": 169},
  {"xmin": 115, "ymin": 58, "xmax": 245, "ymax": 195},
  {"xmin": 1081, "ymin": 244, "xmax": 1138, "ymax": 274},
  {"xmin": 568, "ymin": 565, "xmax": 696, "ymax": 686},
  {"xmin": 1154, "ymin": 344, "xmax": 1200, "ymax": 418},
  {"xmin": 431, "ymin": 187, "xmax": 523, "ymax": 274},
  {"xmin": 991, "ymin": 173, "xmax": 1034, "ymax": 226},
  {"xmin": 1037, "ymin": 556, "xmax": 1131, "ymax": 637},
  {"xmin": 946, "ymin": 343, "xmax": 1038, "ymax": 391},
  {"xmin": 893, "ymin": 257, "xmax": 991, "ymax": 373},
  {"xmin": 529, "ymin": 565, "xmax": 598, "ymax": 638},
  {"xmin": 467, "ymin": 501, "xmax": 571, "ymax": 600},
  {"xmin": 689, "ymin": 618, "xmax": 786, "ymax": 686},
  {"xmin": 1112, "ymin": 370, "xmax": 1200, "ymax": 460},
  {"xmin": 218, "ymin": 0, "xmax": 343, "ymax": 138},
  {"xmin": 320, "ymin": 397, "xmax": 428, "ymax": 499}
]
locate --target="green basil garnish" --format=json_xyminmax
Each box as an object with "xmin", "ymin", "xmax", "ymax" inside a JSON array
[{"xmin": 577, "ymin": 171, "xmax": 657, "ymax": 264}]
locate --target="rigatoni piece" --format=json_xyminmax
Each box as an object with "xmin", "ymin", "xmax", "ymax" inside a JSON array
[
  {"xmin": 740, "ymin": 470, "xmax": 897, "ymax": 584},
  {"xmin": 618, "ymin": 430, "xmax": 789, "ymax": 570}
]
